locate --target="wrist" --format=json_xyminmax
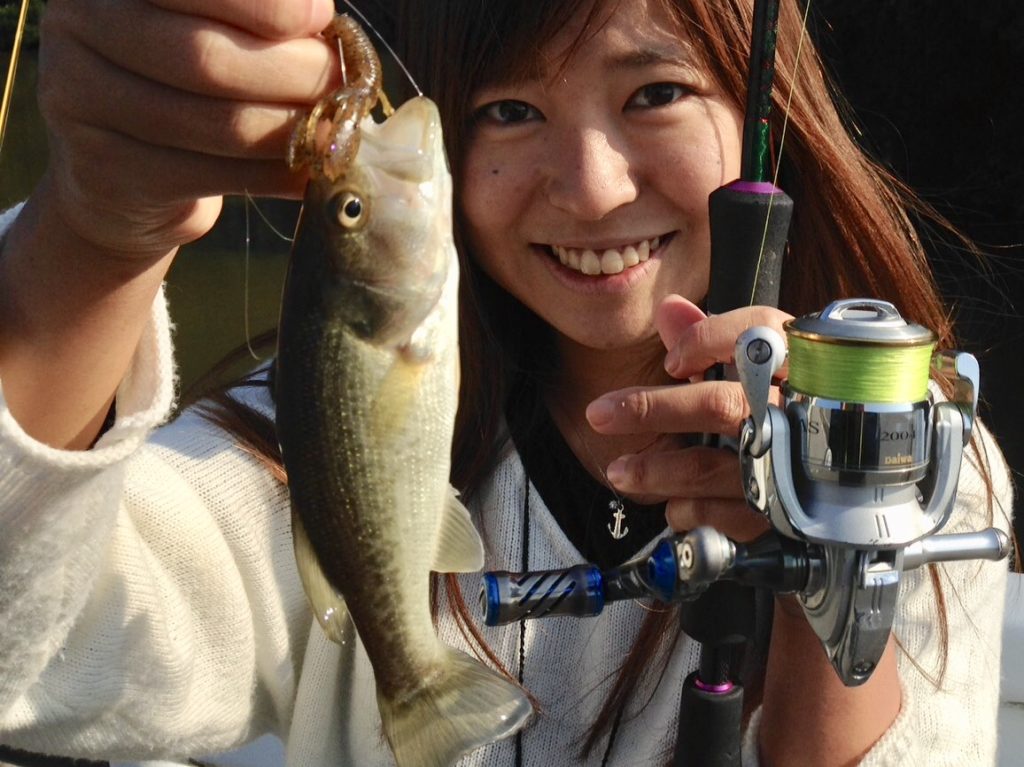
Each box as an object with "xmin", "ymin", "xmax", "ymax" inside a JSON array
[
  {"xmin": 758, "ymin": 596, "xmax": 901, "ymax": 766},
  {"xmin": 0, "ymin": 182, "xmax": 177, "ymax": 448}
]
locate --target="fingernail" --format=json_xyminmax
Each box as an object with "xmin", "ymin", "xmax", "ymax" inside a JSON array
[
  {"xmin": 586, "ymin": 398, "xmax": 616, "ymax": 427},
  {"xmin": 606, "ymin": 457, "xmax": 628, "ymax": 486},
  {"xmin": 664, "ymin": 348, "xmax": 679, "ymax": 376}
]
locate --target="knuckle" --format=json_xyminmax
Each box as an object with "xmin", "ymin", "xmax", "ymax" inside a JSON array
[
  {"xmin": 222, "ymin": 104, "xmax": 252, "ymax": 148},
  {"xmin": 624, "ymin": 455, "xmax": 648, "ymax": 488},
  {"xmin": 686, "ymin": 449, "xmax": 717, "ymax": 483},
  {"xmin": 188, "ymin": 29, "xmax": 229, "ymax": 91},
  {"xmin": 692, "ymin": 318, "xmax": 715, "ymax": 353},
  {"xmin": 751, "ymin": 306, "xmax": 793, "ymax": 333},
  {"xmin": 665, "ymin": 498, "xmax": 695, "ymax": 531},
  {"xmin": 701, "ymin": 384, "xmax": 747, "ymax": 427},
  {"xmin": 259, "ymin": 0, "xmax": 330, "ymax": 38},
  {"xmin": 621, "ymin": 389, "xmax": 655, "ymax": 423}
]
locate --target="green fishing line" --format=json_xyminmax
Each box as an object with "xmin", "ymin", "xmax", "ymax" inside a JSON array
[{"xmin": 787, "ymin": 334, "xmax": 936, "ymax": 403}]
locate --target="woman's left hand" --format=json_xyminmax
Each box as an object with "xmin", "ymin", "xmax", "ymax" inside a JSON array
[{"xmin": 585, "ymin": 295, "xmax": 792, "ymax": 541}]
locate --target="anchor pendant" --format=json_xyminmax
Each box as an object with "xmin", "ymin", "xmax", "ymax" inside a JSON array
[{"xmin": 607, "ymin": 499, "xmax": 628, "ymax": 540}]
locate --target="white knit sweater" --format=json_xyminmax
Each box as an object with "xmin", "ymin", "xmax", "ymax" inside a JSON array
[{"xmin": 0, "ymin": 205, "xmax": 1012, "ymax": 767}]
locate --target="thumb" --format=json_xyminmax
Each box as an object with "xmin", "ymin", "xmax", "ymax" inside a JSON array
[{"xmin": 654, "ymin": 294, "xmax": 707, "ymax": 351}]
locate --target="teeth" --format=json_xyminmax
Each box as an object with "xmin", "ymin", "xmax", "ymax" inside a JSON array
[
  {"xmin": 637, "ymin": 240, "xmax": 650, "ymax": 262},
  {"xmin": 550, "ymin": 236, "xmax": 663, "ymax": 275},
  {"xmin": 580, "ymin": 250, "xmax": 601, "ymax": 275},
  {"xmin": 601, "ymin": 249, "xmax": 624, "ymax": 274}
]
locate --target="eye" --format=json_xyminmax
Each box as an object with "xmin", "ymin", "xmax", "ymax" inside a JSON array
[
  {"xmin": 628, "ymin": 82, "xmax": 690, "ymax": 110},
  {"xmin": 474, "ymin": 99, "xmax": 542, "ymax": 126},
  {"xmin": 332, "ymin": 192, "xmax": 366, "ymax": 229}
]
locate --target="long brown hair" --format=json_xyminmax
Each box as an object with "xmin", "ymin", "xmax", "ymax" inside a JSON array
[{"xmin": 194, "ymin": 0, "xmax": 993, "ymax": 761}]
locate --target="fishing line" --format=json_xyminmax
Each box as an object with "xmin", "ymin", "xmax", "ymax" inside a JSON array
[
  {"xmin": 242, "ymin": 190, "xmax": 261, "ymax": 361},
  {"xmin": 748, "ymin": 0, "xmax": 812, "ymax": 307},
  {"xmin": 786, "ymin": 334, "xmax": 936, "ymax": 402},
  {"xmin": 243, "ymin": 190, "xmax": 295, "ymax": 243},
  {"xmin": 0, "ymin": 0, "xmax": 32, "ymax": 157},
  {"xmin": 240, "ymin": 191, "xmax": 293, "ymax": 362},
  {"xmin": 342, "ymin": 0, "xmax": 423, "ymax": 97}
]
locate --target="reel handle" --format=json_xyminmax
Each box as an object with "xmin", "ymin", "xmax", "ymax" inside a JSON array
[
  {"xmin": 480, "ymin": 564, "xmax": 605, "ymax": 627},
  {"xmin": 479, "ymin": 539, "xmax": 704, "ymax": 627}
]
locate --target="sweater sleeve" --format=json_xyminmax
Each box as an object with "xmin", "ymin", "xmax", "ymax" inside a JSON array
[
  {"xmin": 741, "ymin": 420, "xmax": 1013, "ymax": 766},
  {"xmin": 0, "ymin": 206, "xmax": 306, "ymax": 761}
]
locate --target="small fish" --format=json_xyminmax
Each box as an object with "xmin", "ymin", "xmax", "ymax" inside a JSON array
[{"xmin": 275, "ymin": 20, "xmax": 531, "ymax": 766}]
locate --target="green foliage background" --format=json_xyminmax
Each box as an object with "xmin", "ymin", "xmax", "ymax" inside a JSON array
[{"xmin": 0, "ymin": 0, "xmax": 44, "ymax": 51}]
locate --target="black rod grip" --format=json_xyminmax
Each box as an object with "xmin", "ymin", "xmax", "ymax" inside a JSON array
[
  {"xmin": 673, "ymin": 672, "xmax": 744, "ymax": 767},
  {"xmin": 707, "ymin": 181, "xmax": 793, "ymax": 315}
]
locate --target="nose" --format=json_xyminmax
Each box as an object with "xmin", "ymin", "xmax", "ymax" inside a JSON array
[{"xmin": 543, "ymin": 127, "xmax": 638, "ymax": 220}]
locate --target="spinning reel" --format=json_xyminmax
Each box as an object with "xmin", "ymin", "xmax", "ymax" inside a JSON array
[{"xmin": 481, "ymin": 298, "xmax": 1010, "ymax": 686}]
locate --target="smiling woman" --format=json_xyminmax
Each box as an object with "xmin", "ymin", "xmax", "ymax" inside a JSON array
[
  {"xmin": 0, "ymin": 1, "xmax": 1012, "ymax": 767},
  {"xmin": 463, "ymin": 2, "xmax": 738, "ymax": 356}
]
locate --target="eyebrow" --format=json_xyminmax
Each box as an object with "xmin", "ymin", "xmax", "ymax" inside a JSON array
[{"xmin": 604, "ymin": 45, "xmax": 697, "ymax": 71}]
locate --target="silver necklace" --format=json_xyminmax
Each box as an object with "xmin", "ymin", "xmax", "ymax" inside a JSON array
[{"xmin": 553, "ymin": 404, "xmax": 661, "ymax": 542}]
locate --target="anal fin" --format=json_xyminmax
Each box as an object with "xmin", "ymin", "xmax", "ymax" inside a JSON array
[{"xmin": 292, "ymin": 510, "xmax": 351, "ymax": 645}]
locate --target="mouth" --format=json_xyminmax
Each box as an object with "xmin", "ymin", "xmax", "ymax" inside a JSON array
[{"xmin": 545, "ymin": 233, "xmax": 673, "ymax": 276}]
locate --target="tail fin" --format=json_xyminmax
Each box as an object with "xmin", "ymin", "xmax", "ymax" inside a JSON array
[{"xmin": 379, "ymin": 647, "xmax": 532, "ymax": 767}]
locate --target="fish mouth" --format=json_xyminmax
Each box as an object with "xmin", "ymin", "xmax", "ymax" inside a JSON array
[
  {"xmin": 543, "ymin": 233, "xmax": 674, "ymax": 275},
  {"xmin": 360, "ymin": 97, "xmax": 445, "ymax": 183}
]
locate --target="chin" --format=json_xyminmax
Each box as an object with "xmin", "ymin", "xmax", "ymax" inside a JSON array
[{"xmin": 558, "ymin": 321, "xmax": 661, "ymax": 354}]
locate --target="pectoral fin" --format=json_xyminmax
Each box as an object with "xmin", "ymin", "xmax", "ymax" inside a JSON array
[
  {"xmin": 292, "ymin": 510, "xmax": 351, "ymax": 645},
  {"xmin": 431, "ymin": 486, "xmax": 485, "ymax": 573}
]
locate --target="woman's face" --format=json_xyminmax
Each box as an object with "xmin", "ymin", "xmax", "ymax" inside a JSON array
[{"xmin": 461, "ymin": 0, "xmax": 743, "ymax": 355}]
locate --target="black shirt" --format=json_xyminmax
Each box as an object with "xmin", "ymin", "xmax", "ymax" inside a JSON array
[{"xmin": 505, "ymin": 381, "xmax": 668, "ymax": 570}]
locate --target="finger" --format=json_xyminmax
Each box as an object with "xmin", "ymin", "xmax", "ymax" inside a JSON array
[
  {"xmin": 44, "ymin": 39, "xmax": 301, "ymax": 161},
  {"xmin": 148, "ymin": 0, "xmax": 336, "ymax": 40},
  {"xmin": 663, "ymin": 305, "xmax": 793, "ymax": 380},
  {"xmin": 587, "ymin": 381, "xmax": 752, "ymax": 436},
  {"xmin": 59, "ymin": 0, "xmax": 339, "ymax": 103},
  {"xmin": 665, "ymin": 498, "xmax": 769, "ymax": 541},
  {"xmin": 48, "ymin": 127, "xmax": 303, "ymax": 252},
  {"xmin": 606, "ymin": 447, "xmax": 743, "ymax": 501},
  {"xmin": 53, "ymin": 125, "xmax": 304, "ymax": 204},
  {"xmin": 654, "ymin": 294, "xmax": 706, "ymax": 352}
]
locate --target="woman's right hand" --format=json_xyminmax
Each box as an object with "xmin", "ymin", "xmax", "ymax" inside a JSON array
[
  {"xmin": 0, "ymin": 0, "xmax": 340, "ymax": 448},
  {"xmin": 36, "ymin": 0, "xmax": 338, "ymax": 257}
]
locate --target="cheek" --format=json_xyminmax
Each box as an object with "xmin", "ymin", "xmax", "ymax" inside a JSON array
[
  {"xmin": 656, "ymin": 101, "xmax": 743, "ymax": 191},
  {"xmin": 459, "ymin": 148, "xmax": 537, "ymax": 276},
  {"xmin": 460, "ymin": 154, "xmax": 511, "ymax": 246}
]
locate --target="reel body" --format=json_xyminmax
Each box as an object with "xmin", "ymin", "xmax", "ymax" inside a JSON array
[{"xmin": 735, "ymin": 298, "xmax": 1004, "ymax": 684}]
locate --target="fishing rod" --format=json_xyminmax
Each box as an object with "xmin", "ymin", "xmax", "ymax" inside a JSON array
[
  {"xmin": 0, "ymin": 0, "xmax": 33, "ymax": 157},
  {"xmin": 479, "ymin": 0, "xmax": 1010, "ymax": 764},
  {"xmin": 670, "ymin": 0, "xmax": 795, "ymax": 761}
]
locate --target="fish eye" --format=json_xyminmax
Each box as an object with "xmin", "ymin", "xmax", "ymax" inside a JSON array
[{"xmin": 333, "ymin": 192, "xmax": 366, "ymax": 229}]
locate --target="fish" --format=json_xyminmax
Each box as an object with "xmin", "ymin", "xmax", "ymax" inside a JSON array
[{"xmin": 274, "ymin": 16, "xmax": 532, "ymax": 766}]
